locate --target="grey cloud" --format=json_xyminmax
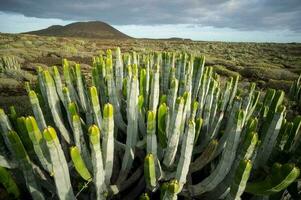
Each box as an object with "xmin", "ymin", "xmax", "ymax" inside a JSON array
[{"xmin": 0, "ymin": 0, "xmax": 300, "ymax": 31}]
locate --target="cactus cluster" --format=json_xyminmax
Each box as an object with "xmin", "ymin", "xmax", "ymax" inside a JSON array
[
  {"xmin": 0, "ymin": 56, "xmax": 21, "ymax": 72},
  {"xmin": 290, "ymin": 74, "xmax": 301, "ymax": 108},
  {"xmin": 0, "ymin": 55, "xmax": 36, "ymax": 83},
  {"xmin": 0, "ymin": 48, "xmax": 301, "ymax": 199}
]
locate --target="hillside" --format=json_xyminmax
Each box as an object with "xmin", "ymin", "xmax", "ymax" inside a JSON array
[{"xmin": 24, "ymin": 21, "xmax": 131, "ymax": 39}]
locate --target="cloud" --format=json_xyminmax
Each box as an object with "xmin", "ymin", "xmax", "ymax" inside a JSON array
[
  {"xmin": 0, "ymin": 11, "xmax": 73, "ymax": 33},
  {"xmin": 0, "ymin": 0, "xmax": 300, "ymax": 32}
]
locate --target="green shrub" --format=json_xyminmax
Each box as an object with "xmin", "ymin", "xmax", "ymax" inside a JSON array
[{"xmin": 211, "ymin": 65, "xmax": 240, "ymax": 77}]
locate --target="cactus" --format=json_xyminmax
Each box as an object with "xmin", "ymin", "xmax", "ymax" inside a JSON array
[
  {"xmin": 158, "ymin": 103, "xmax": 168, "ymax": 148},
  {"xmin": 147, "ymin": 111, "xmax": 158, "ymax": 158},
  {"xmin": 28, "ymin": 90, "xmax": 47, "ymax": 130},
  {"xmin": 290, "ymin": 74, "xmax": 301, "ymax": 107},
  {"xmin": 70, "ymin": 146, "xmax": 92, "ymax": 181},
  {"xmin": 63, "ymin": 60, "xmax": 80, "ymax": 104},
  {"xmin": 88, "ymin": 125, "xmax": 106, "ymax": 199},
  {"xmin": 0, "ymin": 166, "xmax": 20, "ymax": 198},
  {"xmin": 115, "ymin": 47, "xmax": 124, "ymax": 95},
  {"xmin": 1, "ymin": 49, "xmax": 300, "ymax": 199},
  {"xmin": 162, "ymin": 179, "xmax": 180, "ymax": 200},
  {"xmin": 226, "ymin": 159, "xmax": 252, "ymax": 200},
  {"xmin": 90, "ymin": 86, "xmax": 103, "ymax": 128},
  {"xmin": 245, "ymin": 163, "xmax": 300, "ymax": 196},
  {"xmin": 144, "ymin": 153, "xmax": 157, "ymax": 191},
  {"xmin": 0, "ymin": 56, "xmax": 35, "ymax": 83},
  {"xmin": 71, "ymin": 114, "xmax": 92, "ymax": 170},
  {"xmin": 52, "ymin": 66, "xmax": 65, "ymax": 106},
  {"xmin": 0, "ymin": 56, "xmax": 21, "ymax": 71},
  {"xmin": 139, "ymin": 192, "xmax": 150, "ymax": 200},
  {"xmin": 254, "ymin": 105, "xmax": 286, "ymax": 169},
  {"xmin": 43, "ymin": 127, "xmax": 75, "ymax": 199},
  {"xmin": 190, "ymin": 110, "xmax": 245, "ymax": 195},
  {"xmin": 149, "ymin": 64, "xmax": 160, "ymax": 112},
  {"xmin": 102, "ymin": 103, "xmax": 115, "ymax": 185},
  {"xmin": 7, "ymin": 130, "xmax": 45, "ymax": 200},
  {"xmin": 43, "ymin": 71, "xmax": 71, "ymax": 144},
  {"xmin": 285, "ymin": 115, "xmax": 301, "ymax": 152},
  {"xmin": 118, "ymin": 74, "xmax": 139, "ymax": 182},
  {"xmin": 25, "ymin": 116, "xmax": 51, "ymax": 172},
  {"xmin": 205, "ymin": 125, "xmax": 258, "ymax": 199},
  {"xmin": 163, "ymin": 97, "xmax": 184, "ymax": 167},
  {"xmin": 176, "ymin": 120, "xmax": 195, "ymax": 188},
  {"xmin": 190, "ymin": 139, "xmax": 218, "ymax": 173}
]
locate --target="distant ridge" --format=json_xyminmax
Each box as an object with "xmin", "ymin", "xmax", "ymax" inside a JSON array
[{"xmin": 24, "ymin": 21, "xmax": 131, "ymax": 39}]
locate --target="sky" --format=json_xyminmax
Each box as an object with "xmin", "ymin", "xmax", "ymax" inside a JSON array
[{"xmin": 0, "ymin": 0, "xmax": 300, "ymax": 42}]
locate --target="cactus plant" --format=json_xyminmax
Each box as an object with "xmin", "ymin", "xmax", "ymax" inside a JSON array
[
  {"xmin": 290, "ymin": 74, "xmax": 301, "ymax": 108},
  {"xmin": 226, "ymin": 159, "xmax": 252, "ymax": 200},
  {"xmin": 0, "ymin": 49, "xmax": 300, "ymax": 200},
  {"xmin": 0, "ymin": 166, "xmax": 20, "ymax": 199},
  {"xmin": 0, "ymin": 56, "xmax": 21, "ymax": 71},
  {"xmin": 245, "ymin": 163, "xmax": 300, "ymax": 196},
  {"xmin": 43, "ymin": 127, "xmax": 75, "ymax": 199}
]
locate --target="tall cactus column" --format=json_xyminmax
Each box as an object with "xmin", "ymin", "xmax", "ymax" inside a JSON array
[{"xmin": 43, "ymin": 127, "xmax": 75, "ymax": 200}]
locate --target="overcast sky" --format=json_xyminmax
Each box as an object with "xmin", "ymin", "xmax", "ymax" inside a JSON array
[{"xmin": 0, "ymin": 0, "xmax": 300, "ymax": 42}]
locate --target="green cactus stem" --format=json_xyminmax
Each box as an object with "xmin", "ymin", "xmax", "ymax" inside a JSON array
[
  {"xmin": 25, "ymin": 116, "xmax": 51, "ymax": 172},
  {"xmin": 190, "ymin": 110, "xmax": 245, "ymax": 195},
  {"xmin": 8, "ymin": 130, "xmax": 45, "ymax": 200},
  {"xmin": 42, "ymin": 71, "xmax": 72, "ymax": 144},
  {"xmin": 70, "ymin": 146, "xmax": 92, "ymax": 181},
  {"xmin": 245, "ymin": 163, "xmax": 300, "ymax": 196},
  {"xmin": 144, "ymin": 153, "xmax": 157, "ymax": 191},
  {"xmin": 88, "ymin": 125, "xmax": 106, "ymax": 199},
  {"xmin": 226, "ymin": 159, "xmax": 252, "ymax": 200},
  {"xmin": 190, "ymin": 139, "xmax": 218, "ymax": 173},
  {"xmin": 43, "ymin": 127, "xmax": 75, "ymax": 200},
  {"xmin": 0, "ymin": 166, "xmax": 20, "ymax": 198},
  {"xmin": 102, "ymin": 103, "xmax": 115, "ymax": 185},
  {"xmin": 163, "ymin": 97, "xmax": 184, "ymax": 168},
  {"xmin": 176, "ymin": 120, "xmax": 195, "ymax": 188},
  {"xmin": 162, "ymin": 179, "xmax": 180, "ymax": 200}
]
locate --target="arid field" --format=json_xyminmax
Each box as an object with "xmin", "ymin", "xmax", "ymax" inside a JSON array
[
  {"xmin": 1, "ymin": 30, "xmax": 301, "ymax": 199},
  {"xmin": 1, "ymin": 33, "xmax": 300, "ymax": 114},
  {"xmin": 1, "ymin": 0, "xmax": 301, "ymax": 198}
]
